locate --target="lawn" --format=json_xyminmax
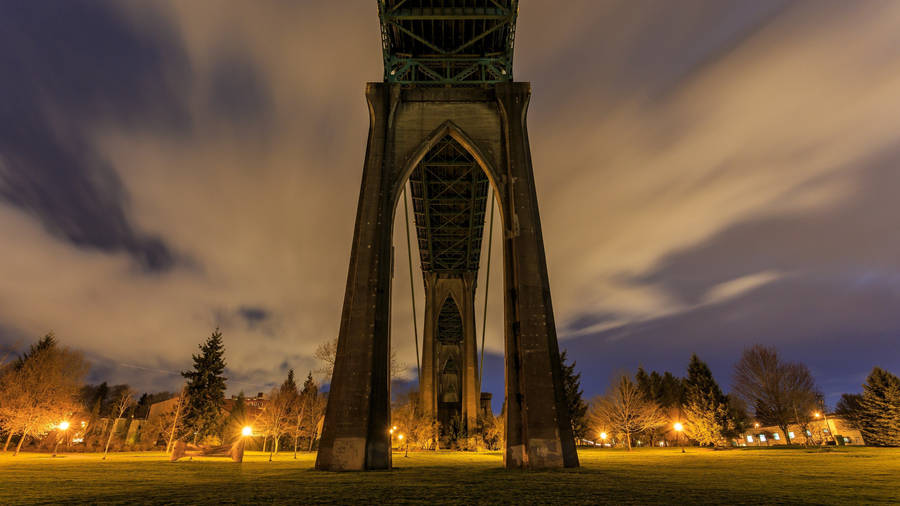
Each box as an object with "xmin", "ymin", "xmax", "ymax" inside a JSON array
[{"xmin": 0, "ymin": 447, "xmax": 898, "ymax": 504}]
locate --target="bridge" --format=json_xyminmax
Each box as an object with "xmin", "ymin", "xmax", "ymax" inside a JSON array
[{"xmin": 317, "ymin": 0, "xmax": 578, "ymax": 471}]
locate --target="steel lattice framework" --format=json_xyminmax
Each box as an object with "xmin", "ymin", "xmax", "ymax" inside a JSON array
[
  {"xmin": 409, "ymin": 135, "xmax": 489, "ymax": 272},
  {"xmin": 378, "ymin": 0, "xmax": 518, "ymax": 85},
  {"xmin": 437, "ymin": 297, "xmax": 464, "ymax": 344}
]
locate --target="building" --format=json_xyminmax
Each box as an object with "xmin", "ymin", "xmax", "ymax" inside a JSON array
[{"xmin": 740, "ymin": 415, "xmax": 864, "ymax": 446}]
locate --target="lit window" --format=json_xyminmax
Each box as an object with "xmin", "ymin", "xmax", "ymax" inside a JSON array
[
  {"xmin": 746, "ymin": 435, "xmax": 754, "ymax": 443},
  {"xmin": 806, "ymin": 430, "xmax": 812, "ymax": 436},
  {"xmin": 844, "ymin": 437, "xmax": 852, "ymax": 443},
  {"xmin": 759, "ymin": 434, "xmax": 767, "ymax": 442},
  {"xmin": 788, "ymin": 431, "xmax": 795, "ymax": 439},
  {"xmin": 773, "ymin": 433, "xmax": 780, "ymax": 440},
  {"xmin": 823, "ymin": 428, "xmax": 829, "ymax": 433}
]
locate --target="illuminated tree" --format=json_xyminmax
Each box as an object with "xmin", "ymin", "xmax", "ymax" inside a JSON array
[
  {"xmin": 181, "ymin": 329, "xmax": 227, "ymax": 444},
  {"xmin": 481, "ymin": 412, "xmax": 504, "ymax": 451},
  {"xmin": 590, "ymin": 373, "xmax": 667, "ymax": 450},
  {"xmin": 682, "ymin": 354, "xmax": 733, "ymax": 446},
  {"xmin": 391, "ymin": 390, "xmax": 438, "ymax": 450},
  {"xmin": 260, "ymin": 369, "xmax": 299, "ymax": 461},
  {"xmin": 0, "ymin": 333, "xmax": 88, "ymax": 455}
]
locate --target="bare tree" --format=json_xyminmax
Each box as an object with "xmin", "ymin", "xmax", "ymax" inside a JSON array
[
  {"xmin": 391, "ymin": 391, "xmax": 438, "ymax": 451},
  {"xmin": 314, "ymin": 337, "xmax": 405, "ymax": 383},
  {"xmin": 590, "ymin": 373, "xmax": 667, "ymax": 450},
  {"xmin": 103, "ymin": 387, "xmax": 135, "ymax": 459},
  {"xmin": 260, "ymin": 370, "xmax": 299, "ymax": 461},
  {"xmin": 732, "ymin": 345, "xmax": 819, "ymax": 445},
  {"xmin": 292, "ymin": 373, "xmax": 326, "ymax": 457},
  {"xmin": 0, "ymin": 334, "xmax": 88, "ymax": 456},
  {"xmin": 165, "ymin": 387, "xmax": 187, "ymax": 454}
]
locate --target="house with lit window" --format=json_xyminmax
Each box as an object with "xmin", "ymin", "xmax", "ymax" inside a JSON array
[{"xmin": 739, "ymin": 415, "xmax": 864, "ymax": 446}]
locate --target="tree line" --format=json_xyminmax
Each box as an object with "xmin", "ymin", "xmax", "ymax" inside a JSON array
[
  {"xmin": 0, "ymin": 329, "xmax": 330, "ymax": 457},
  {"xmin": 587, "ymin": 345, "xmax": 900, "ymax": 449}
]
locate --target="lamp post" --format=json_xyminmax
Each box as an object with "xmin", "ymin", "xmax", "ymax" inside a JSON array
[
  {"xmin": 398, "ymin": 434, "xmax": 408, "ymax": 457},
  {"xmin": 754, "ymin": 422, "xmax": 760, "ymax": 447},
  {"xmin": 599, "ymin": 432, "xmax": 608, "ymax": 448},
  {"xmin": 814, "ymin": 410, "xmax": 833, "ymax": 444},
  {"xmin": 53, "ymin": 421, "xmax": 70, "ymax": 457},
  {"xmin": 674, "ymin": 422, "xmax": 684, "ymax": 453}
]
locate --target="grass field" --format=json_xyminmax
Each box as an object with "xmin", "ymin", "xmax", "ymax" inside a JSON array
[{"xmin": 1, "ymin": 446, "xmax": 898, "ymax": 504}]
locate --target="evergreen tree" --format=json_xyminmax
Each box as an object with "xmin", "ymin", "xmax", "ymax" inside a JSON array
[
  {"xmin": 560, "ymin": 350, "xmax": 588, "ymax": 439},
  {"xmin": 859, "ymin": 367, "xmax": 900, "ymax": 446},
  {"xmin": 682, "ymin": 354, "xmax": 733, "ymax": 446},
  {"xmin": 181, "ymin": 328, "xmax": 227, "ymax": 444},
  {"xmin": 835, "ymin": 393, "xmax": 864, "ymax": 430}
]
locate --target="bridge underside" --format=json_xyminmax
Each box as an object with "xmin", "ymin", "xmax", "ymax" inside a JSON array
[{"xmin": 409, "ymin": 135, "xmax": 488, "ymax": 446}]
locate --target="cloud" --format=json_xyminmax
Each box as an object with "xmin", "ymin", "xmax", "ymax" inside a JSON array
[
  {"xmin": 1, "ymin": 0, "xmax": 899, "ymax": 403},
  {"xmin": 702, "ymin": 272, "xmax": 781, "ymax": 306}
]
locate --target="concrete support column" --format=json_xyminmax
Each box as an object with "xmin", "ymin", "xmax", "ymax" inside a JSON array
[
  {"xmin": 316, "ymin": 84, "xmax": 396, "ymax": 471},
  {"xmin": 420, "ymin": 272, "xmax": 439, "ymax": 420},
  {"xmin": 496, "ymin": 82, "xmax": 579, "ymax": 469},
  {"xmin": 460, "ymin": 272, "xmax": 480, "ymax": 444}
]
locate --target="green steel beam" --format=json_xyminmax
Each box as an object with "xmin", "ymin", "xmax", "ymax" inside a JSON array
[{"xmin": 377, "ymin": 0, "xmax": 518, "ymax": 85}]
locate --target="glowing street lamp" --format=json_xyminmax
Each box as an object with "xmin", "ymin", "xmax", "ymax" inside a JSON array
[
  {"xmin": 674, "ymin": 422, "xmax": 685, "ymax": 453},
  {"xmin": 53, "ymin": 421, "xmax": 70, "ymax": 457},
  {"xmin": 241, "ymin": 426, "xmax": 253, "ymax": 437}
]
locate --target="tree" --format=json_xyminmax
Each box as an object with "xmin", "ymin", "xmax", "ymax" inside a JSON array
[
  {"xmin": 293, "ymin": 372, "xmax": 326, "ymax": 456},
  {"xmin": 732, "ymin": 345, "xmax": 819, "ymax": 445},
  {"xmin": 726, "ymin": 394, "xmax": 752, "ymax": 441},
  {"xmin": 481, "ymin": 412, "xmax": 504, "ymax": 451},
  {"xmin": 103, "ymin": 387, "xmax": 135, "ymax": 459},
  {"xmin": 314, "ymin": 337, "xmax": 404, "ymax": 383},
  {"xmin": 635, "ymin": 368, "xmax": 683, "ymax": 446},
  {"xmin": 260, "ymin": 369, "xmax": 299, "ymax": 461},
  {"xmin": 590, "ymin": 373, "xmax": 667, "ymax": 450},
  {"xmin": 560, "ymin": 350, "xmax": 588, "ymax": 440},
  {"xmin": 682, "ymin": 354, "xmax": 733, "ymax": 446},
  {"xmin": 835, "ymin": 393, "xmax": 864, "ymax": 430},
  {"xmin": 858, "ymin": 367, "xmax": 900, "ymax": 446},
  {"xmin": 0, "ymin": 333, "xmax": 88, "ymax": 455},
  {"xmin": 391, "ymin": 390, "xmax": 438, "ymax": 451},
  {"xmin": 181, "ymin": 329, "xmax": 228, "ymax": 444}
]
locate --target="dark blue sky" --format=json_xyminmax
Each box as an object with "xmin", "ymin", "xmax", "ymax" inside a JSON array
[{"xmin": 1, "ymin": 1, "xmax": 899, "ymax": 409}]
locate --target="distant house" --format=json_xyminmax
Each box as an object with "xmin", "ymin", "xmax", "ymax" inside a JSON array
[{"xmin": 739, "ymin": 415, "xmax": 864, "ymax": 446}]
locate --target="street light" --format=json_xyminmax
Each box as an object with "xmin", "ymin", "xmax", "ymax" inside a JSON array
[
  {"xmin": 53, "ymin": 421, "xmax": 70, "ymax": 457},
  {"xmin": 674, "ymin": 422, "xmax": 684, "ymax": 453},
  {"xmin": 241, "ymin": 426, "xmax": 253, "ymax": 437}
]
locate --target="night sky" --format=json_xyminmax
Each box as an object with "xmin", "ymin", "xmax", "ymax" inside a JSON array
[{"xmin": 2, "ymin": 1, "xmax": 899, "ymax": 409}]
